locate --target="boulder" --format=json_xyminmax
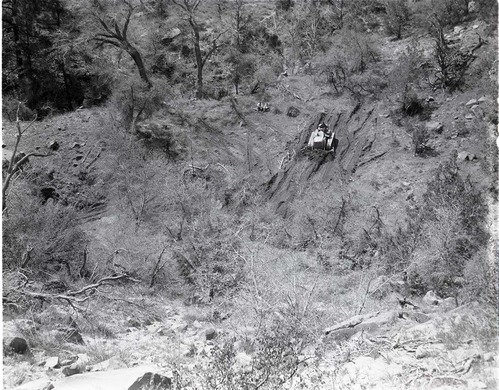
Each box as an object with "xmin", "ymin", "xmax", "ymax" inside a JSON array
[
  {"xmin": 13, "ymin": 379, "xmax": 54, "ymax": 390},
  {"xmin": 205, "ymin": 328, "xmax": 217, "ymax": 341},
  {"xmin": 59, "ymin": 356, "xmax": 78, "ymax": 367},
  {"xmin": 53, "ymin": 366, "xmax": 167, "ymax": 390},
  {"xmin": 426, "ymin": 121, "xmax": 443, "ymax": 133},
  {"xmin": 415, "ymin": 343, "xmax": 446, "ymax": 359},
  {"xmin": 4, "ymin": 336, "xmax": 30, "ymax": 355},
  {"xmin": 422, "ymin": 291, "xmax": 441, "ymax": 306},
  {"xmin": 286, "ymin": 106, "xmax": 300, "ymax": 117},
  {"xmin": 441, "ymin": 297, "xmax": 457, "ymax": 311},
  {"xmin": 161, "ymin": 27, "xmax": 181, "ymax": 45},
  {"xmin": 90, "ymin": 356, "xmax": 127, "ymax": 372},
  {"xmin": 325, "ymin": 311, "xmax": 397, "ymax": 341},
  {"xmin": 400, "ymin": 310, "xmax": 431, "ymax": 323},
  {"xmin": 45, "ymin": 356, "xmax": 60, "ymax": 369},
  {"xmin": 457, "ymin": 151, "xmax": 468, "ymax": 161},
  {"xmin": 62, "ymin": 354, "xmax": 90, "ymax": 377},
  {"xmin": 457, "ymin": 151, "xmax": 476, "ymax": 162},
  {"xmin": 48, "ymin": 141, "xmax": 60, "ymax": 151},
  {"xmin": 62, "ymin": 364, "xmax": 83, "ymax": 377},
  {"xmin": 128, "ymin": 372, "xmax": 172, "ymax": 390}
]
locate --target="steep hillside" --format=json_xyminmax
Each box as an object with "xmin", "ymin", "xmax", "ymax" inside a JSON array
[{"xmin": 2, "ymin": 1, "xmax": 498, "ymax": 389}]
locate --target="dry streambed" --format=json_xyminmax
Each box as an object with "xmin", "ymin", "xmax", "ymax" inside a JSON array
[{"xmin": 4, "ymin": 290, "xmax": 497, "ymax": 390}]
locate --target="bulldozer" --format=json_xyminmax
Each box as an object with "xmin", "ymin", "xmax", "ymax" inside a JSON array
[{"xmin": 307, "ymin": 122, "xmax": 336, "ymax": 152}]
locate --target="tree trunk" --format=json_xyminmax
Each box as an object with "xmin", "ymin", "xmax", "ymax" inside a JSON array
[
  {"xmin": 126, "ymin": 44, "xmax": 152, "ymax": 88},
  {"xmin": 60, "ymin": 61, "xmax": 73, "ymax": 110},
  {"xmin": 22, "ymin": 18, "xmax": 37, "ymax": 107},
  {"xmin": 190, "ymin": 17, "xmax": 204, "ymax": 98},
  {"xmin": 196, "ymin": 59, "xmax": 204, "ymax": 98}
]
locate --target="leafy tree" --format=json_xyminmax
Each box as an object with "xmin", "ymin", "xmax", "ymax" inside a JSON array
[
  {"xmin": 429, "ymin": 18, "xmax": 485, "ymax": 91},
  {"xmin": 2, "ymin": 0, "xmax": 73, "ymax": 110},
  {"xmin": 223, "ymin": 0, "xmax": 255, "ymax": 94},
  {"xmin": 384, "ymin": 0, "xmax": 410, "ymax": 39},
  {"xmin": 172, "ymin": 0, "xmax": 227, "ymax": 98}
]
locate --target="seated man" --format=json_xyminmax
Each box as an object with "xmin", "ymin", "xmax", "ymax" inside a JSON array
[
  {"xmin": 263, "ymin": 103, "xmax": 269, "ymax": 112},
  {"xmin": 257, "ymin": 102, "xmax": 262, "ymax": 111}
]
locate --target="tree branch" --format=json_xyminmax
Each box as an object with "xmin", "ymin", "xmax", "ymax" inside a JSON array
[
  {"xmin": 201, "ymin": 29, "xmax": 227, "ymax": 68},
  {"xmin": 122, "ymin": 3, "xmax": 134, "ymax": 39}
]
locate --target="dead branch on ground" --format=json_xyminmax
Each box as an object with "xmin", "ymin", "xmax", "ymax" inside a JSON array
[{"xmin": 12, "ymin": 274, "xmax": 139, "ymax": 311}]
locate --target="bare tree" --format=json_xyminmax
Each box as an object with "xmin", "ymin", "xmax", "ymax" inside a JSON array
[
  {"xmin": 94, "ymin": 1, "xmax": 152, "ymax": 88},
  {"xmin": 172, "ymin": 0, "xmax": 227, "ymax": 98},
  {"xmin": 2, "ymin": 104, "xmax": 50, "ymax": 211}
]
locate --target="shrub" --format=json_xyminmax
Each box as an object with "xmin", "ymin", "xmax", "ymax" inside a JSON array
[
  {"xmin": 383, "ymin": 0, "xmax": 410, "ymax": 39},
  {"xmin": 388, "ymin": 43, "xmax": 430, "ymax": 114},
  {"xmin": 147, "ymin": 176, "xmax": 247, "ymax": 300},
  {"xmin": 316, "ymin": 30, "xmax": 380, "ymax": 94},
  {"xmin": 463, "ymin": 250, "xmax": 498, "ymax": 306},
  {"xmin": 3, "ymin": 189, "xmax": 88, "ymax": 278},
  {"xmin": 174, "ymin": 234, "xmax": 245, "ymax": 300},
  {"xmin": 411, "ymin": 124, "xmax": 429, "ymax": 155},
  {"xmin": 109, "ymin": 76, "xmax": 170, "ymax": 131},
  {"xmin": 204, "ymin": 317, "xmax": 309, "ymax": 390},
  {"xmin": 372, "ymin": 156, "xmax": 488, "ymax": 297},
  {"xmin": 428, "ymin": 19, "xmax": 485, "ymax": 92},
  {"xmin": 402, "ymin": 87, "xmax": 424, "ymax": 117}
]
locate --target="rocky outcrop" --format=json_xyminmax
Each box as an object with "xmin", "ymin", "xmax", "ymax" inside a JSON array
[
  {"xmin": 52, "ymin": 366, "xmax": 171, "ymax": 390},
  {"xmin": 321, "ymin": 298, "xmax": 497, "ymax": 390},
  {"xmin": 128, "ymin": 372, "xmax": 172, "ymax": 390},
  {"xmin": 13, "ymin": 379, "xmax": 54, "ymax": 390}
]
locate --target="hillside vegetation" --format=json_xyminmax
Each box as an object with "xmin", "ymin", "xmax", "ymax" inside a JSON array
[{"xmin": 2, "ymin": 0, "xmax": 498, "ymax": 389}]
